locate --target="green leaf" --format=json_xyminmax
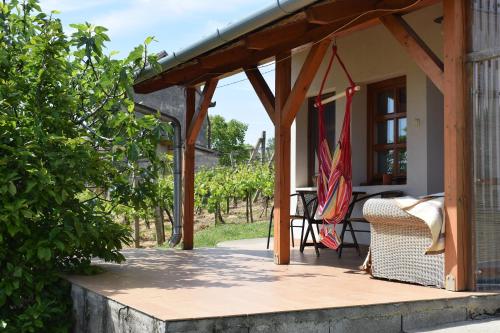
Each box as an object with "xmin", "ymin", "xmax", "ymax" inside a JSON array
[
  {"xmin": 69, "ymin": 23, "xmax": 86, "ymax": 30},
  {"xmin": 25, "ymin": 180, "xmax": 37, "ymax": 193},
  {"xmin": 7, "ymin": 223, "xmax": 20, "ymax": 237},
  {"xmin": 54, "ymin": 240, "xmax": 65, "ymax": 251},
  {"xmin": 128, "ymin": 143, "xmax": 139, "ymax": 161},
  {"xmin": 37, "ymin": 247, "xmax": 52, "ymax": 261},
  {"xmin": 144, "ymin": 36, "xmax": 155, "ymax": 45},
  {"xmin": 8, "ymin": 182, "xmax": 16, "ymax": 195},
  {"xmin": 94, "ymin": 26, "xmax": 108, "ymax": 34},
  {"xmin": 13, "ymin": 267, "xmax": 22, "ymax": 278}
]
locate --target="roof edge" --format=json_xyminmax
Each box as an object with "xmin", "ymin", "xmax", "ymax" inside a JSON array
[{"xmin": 134, "ymin": 0, "xmax": 320, "ymax": 85}]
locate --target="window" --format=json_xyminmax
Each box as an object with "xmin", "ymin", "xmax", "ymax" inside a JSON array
[
  {"xmin": 367, "ymin": 77, "xmax": 407, "ymax": 184},
  {"xmin": 308, "ymin": 93, "xmax": 335, "ymax": 186}
]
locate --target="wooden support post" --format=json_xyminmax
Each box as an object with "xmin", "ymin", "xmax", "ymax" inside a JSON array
[
  {"xmin": 187, "ymin": 79, "xmax": 219, "ymax": 145},
  {"xmin": 182, "ymin": 87, "xmax": 196, "ymax": 250},
  {"xmin": 380, "ymin": 14, "xmax": 444, "ymax": 92},
  {"xmin": 443, "ymin": 0, "xmax": 470, "ymax": 291},
  {"xmin": 282, "ymin": 39, "xmax": 332, "ymax": 127},
  {"xmin": 273, "ymin": 52, "xmax": 292, "ymax": 265},
  {"xmin": 183, "ymin": 80, "xmax": 219, "ymax": 250},
  {"xmin": 273, "ymin": 39, "xmax": 331, "ymax": 265},
  {"xmin": 244, "ymin": 67, "xmax": 276, "ymax": 124}
]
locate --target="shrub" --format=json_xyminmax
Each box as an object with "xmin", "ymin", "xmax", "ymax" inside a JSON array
[{"xmin": 0, "ymin": 1, "xmax": 166, "ymax": 331}]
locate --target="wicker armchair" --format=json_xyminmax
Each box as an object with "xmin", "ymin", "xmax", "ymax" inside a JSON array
[{"xmin": 363, "ymin": 198, "xmax": 445, "ymax": 288}]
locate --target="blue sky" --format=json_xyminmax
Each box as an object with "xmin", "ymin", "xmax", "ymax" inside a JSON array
[{"xmin": 39, "ymin": 0, "xmax": 276, "ymax": 144}]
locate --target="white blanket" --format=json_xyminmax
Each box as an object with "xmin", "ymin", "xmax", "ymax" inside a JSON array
[{"xmin": 394, "ymin": 193, "xmax": 445, "ymax": 255}]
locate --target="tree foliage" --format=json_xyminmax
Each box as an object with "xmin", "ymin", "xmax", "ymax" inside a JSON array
[
  {"xmin": 0, "ymin": 1, "xmax": 168, "ymax": 331},
  {"xmin": 209, "ymin": 115, "xmax": 249, "ymax": 166}
]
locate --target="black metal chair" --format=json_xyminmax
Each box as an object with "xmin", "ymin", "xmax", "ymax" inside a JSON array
[
  {"xmin": 266, "ymin": 193, "xmax": 317, "ymax": 249},
  {"xmin": 337, "ymin": 190, "xmax": 405, "ymax": 258},
  {"xmin": 299, "ymin": 196, "xmax": 324, "ymax": 256}
]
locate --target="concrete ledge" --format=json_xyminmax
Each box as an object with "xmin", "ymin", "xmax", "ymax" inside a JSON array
[{"xmin": 71, "ymin": 284, "xmax": 500, "ymax": 333}]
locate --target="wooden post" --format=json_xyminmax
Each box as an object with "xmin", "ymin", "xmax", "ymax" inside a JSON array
[
  {"xmin": 272, "ymin": 40, "xmax": 330, "ymax": 265},
  {"xmin": 182, "ymin": 87, "xmax": 196, "ymax": 250},
  {"xmin": 282, "ymin": 39, "xmax": 331, "ymax": 127},
  {"xmin": 186, "ymin": 79, "xmax": 219, "ymax": 145},
  {"xmin": 273, "ymin": 52, "xmax": 292, "ymax": 265},
  {"xmin": 443, "ymin": 0, "xmax": 470, "ymax": 291},
  {"xmin": 182, "ymin": 80, "xmax": 219, "ymax": 250},
  {"xmin": 380, "ymin": 14, "xmax": 444, "ymax": 92},
  {"xmin": 245, "ymin": 67, "xmax": 276, "ymax": 124}
]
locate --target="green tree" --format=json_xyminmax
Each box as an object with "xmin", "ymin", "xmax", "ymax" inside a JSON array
[
  {"xmin": 0, "ymin": 1, "xmax": 167, "ymax": 331},
  {"xmin": 209, "ymin": 115, "xmax": 249, "ymax": 166}
]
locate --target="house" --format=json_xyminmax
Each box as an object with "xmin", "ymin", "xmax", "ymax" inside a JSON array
[
  {"xmin": 134, "ymin": 86, "xmax": 219, "ymax": 170},
  {"xmin": 290, "ymin": 4, "xmax": 445, "ymax": 247},
  {"xmin": 132, "ymin": 0, "xmax": 496, "ymax": 294}
]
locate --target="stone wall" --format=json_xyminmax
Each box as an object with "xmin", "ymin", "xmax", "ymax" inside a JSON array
[{"xmin": 71, "ymin": 283, "xmax": 500, "ymax": 333}]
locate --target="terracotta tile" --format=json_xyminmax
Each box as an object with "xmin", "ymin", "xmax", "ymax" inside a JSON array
[{"xmin": 66, "ymin": 242, "xmax": 490, "ymax": 322}]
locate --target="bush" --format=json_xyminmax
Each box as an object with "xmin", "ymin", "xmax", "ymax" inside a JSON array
[{"xmin": 0, "ymin": 1, "xmax": 167, "ymax": 331}]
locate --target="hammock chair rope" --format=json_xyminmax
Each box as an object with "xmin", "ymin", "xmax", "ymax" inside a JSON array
[{"xmin": 315, "ymin": 44, "xmax": 357, "ymax": 250}]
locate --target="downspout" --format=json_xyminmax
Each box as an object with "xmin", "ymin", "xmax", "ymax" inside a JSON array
[
  {"xmin": 134, "ymin": 103, "xmax": 183, "ymax": 247},
  {"xmin": 170, "ymin": 114, "xmax": 182, "ymax": 247}
]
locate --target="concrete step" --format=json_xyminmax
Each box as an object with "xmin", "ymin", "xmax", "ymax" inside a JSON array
[{"xmin": 410, "ymin": 317, "xmax": 500, "ymax": 333}]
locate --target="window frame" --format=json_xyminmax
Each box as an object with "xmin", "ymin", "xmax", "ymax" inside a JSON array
[
  {"xmin": 367, "ymin": 76, "xmax": 407, "ymax": 185},
  {"xmin": 307, "ymin": 93, "xmax": 335, "ymax": 186}
]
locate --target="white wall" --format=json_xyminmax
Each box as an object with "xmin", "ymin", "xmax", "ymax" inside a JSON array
[{"xmin": 290, "ymin": 4, "xmax": 444, "ymax": 245}]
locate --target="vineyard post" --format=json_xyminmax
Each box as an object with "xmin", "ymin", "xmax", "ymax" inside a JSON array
[{"xmin": 261, "ymin": 131, "xmax": 266, "ymax": 165}]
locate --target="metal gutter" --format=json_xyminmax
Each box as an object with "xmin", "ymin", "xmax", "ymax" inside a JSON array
[
  {"xmin": 135, "ymin": 0, "xmax": 320, "ymax": 84},
  {"xmin": 134, "ymin": 103, "xmax": 183, "ymax": 247}
]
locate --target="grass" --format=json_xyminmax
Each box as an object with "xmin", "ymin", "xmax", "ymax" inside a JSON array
[{"xmin": 193, "ymin": 220, "xmax": 271, "ymax": 248}]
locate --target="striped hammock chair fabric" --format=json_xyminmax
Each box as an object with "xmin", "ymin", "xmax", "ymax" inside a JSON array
[{"xmin": 315, "ymin": 45, "xmax": 357, "ymax": 250}]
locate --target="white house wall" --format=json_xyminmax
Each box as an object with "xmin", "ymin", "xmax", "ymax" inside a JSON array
[{"xmin": 290, "ymin": 4, "xmax": 444, "ymax": 245}]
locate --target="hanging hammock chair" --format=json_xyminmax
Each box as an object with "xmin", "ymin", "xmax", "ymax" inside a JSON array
[{"xmin": 315, "ymin": 45, "xmax": 358, "ymax": 250}]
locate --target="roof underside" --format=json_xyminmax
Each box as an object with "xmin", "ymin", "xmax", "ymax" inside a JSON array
[{"xmin": 134, "ymin": 0, "xmax": 439, "ymax": 94}]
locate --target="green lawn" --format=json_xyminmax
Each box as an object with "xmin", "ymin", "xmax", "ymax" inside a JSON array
[{"xmin": 193, "ymin": 221, "xmax": 271, "ymax": 248}]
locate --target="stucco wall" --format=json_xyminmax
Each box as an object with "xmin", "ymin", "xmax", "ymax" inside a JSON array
[
  {"xmin": 290, "ymin": 4, "xmax": 444, "ymax": 244},
  {"xmin": 134, "ymin": 86, "xmax": 209, "ymax": 148}
]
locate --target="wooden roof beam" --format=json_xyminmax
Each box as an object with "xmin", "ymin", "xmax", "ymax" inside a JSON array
[
  {"xmin": 199, "ymin": 45, "xmax": 251, "ymax": 69},
  {"xmin": 380, "ymin": 14, "xmax": 444, "ymax": 92},
  {"xmin": 189, "ymin": 2, "xmax": 441, "ymax": 87},
  {"xmin": 246, "ymin": 21, "xmax": 311, "ymax": 50},
  {"xmin": 305, "ymin": 1, "xmax": 378, "ymax": 25},
  {"xmin": 282, "ymin": 38, "xmax": 331, "ymax": 127},
  {"xmin": 304, "ymin": 0, "xmax": 434, "ymax": 25},
  {"xmin": 244, "ymin": 66, "xmax": 276, "ymax": 124},
  {"xmin": 186, "ymin": 78, "xmax": 219, "ymax": 145},
  {"xmin": 134, "ymin": 0, "xmax": 441, "ymax": 93}
]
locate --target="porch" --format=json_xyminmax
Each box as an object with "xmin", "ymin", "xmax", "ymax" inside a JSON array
[
  {"xmin": 68, "ymin": 240, "xmax": 499, "ymax": 332},
  {"xmin": 133, "ymin": 0, "xmax": 473, "ymax": 291}
]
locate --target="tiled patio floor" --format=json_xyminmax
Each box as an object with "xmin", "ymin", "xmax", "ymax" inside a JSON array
[{"xmin": 67, "ymin": 238, "xmax": 488, "ymax": 322}]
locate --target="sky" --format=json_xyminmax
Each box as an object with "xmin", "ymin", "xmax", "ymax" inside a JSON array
[{"xmin": 39, "ymin": 0, "xmax": 276, "ymax": 144}]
